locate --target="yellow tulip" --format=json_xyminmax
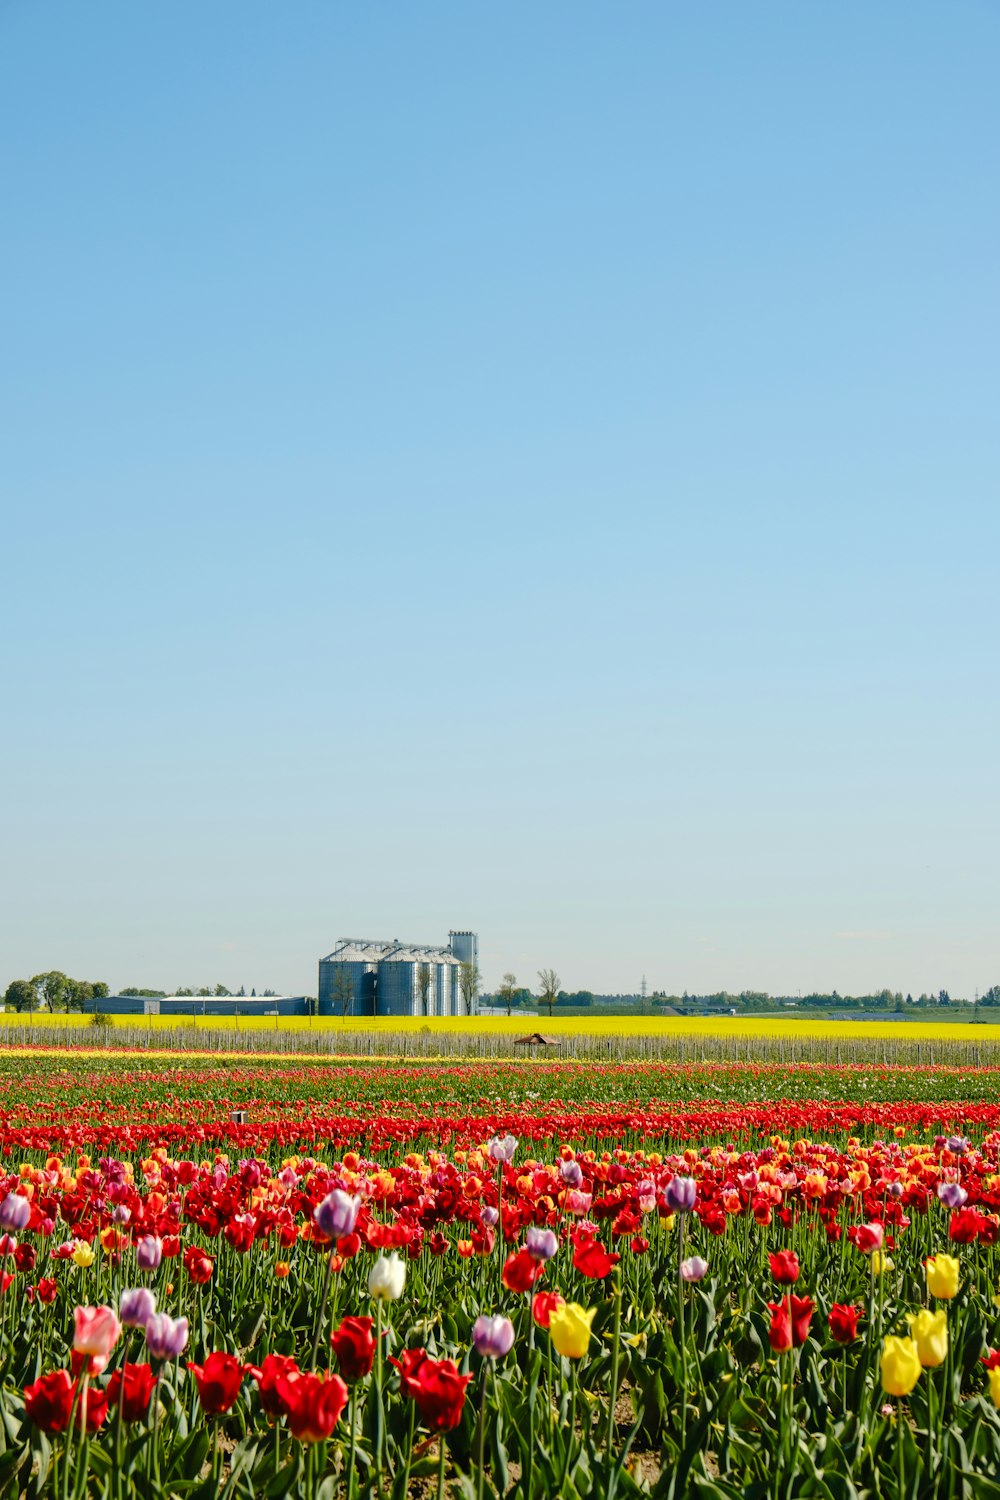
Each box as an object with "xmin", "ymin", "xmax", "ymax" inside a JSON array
[
  {"xmin": 870, "ymin": 1250, "xmax": 894, "ymax": 1276},
  {"xmin": 905, "ymin": 1309, "xmax": 948, "ymax": 1368},
  {"xmin": 989, "ymin": 1367, "xmax": 1000, "ymax": 1409},
  {"xmin": 880, "ymin": 1336, "xmax": 922, "ymax": 1397},
  {"xmin": 925, "ymin": 1254, "xmax": 961, "ymax": 1300},
  {"xmin": 71, "ymin": 1241, "xmax": 95, "ymax": 1268},
  {"xmin": 549, "ymin": 1303, "xmax": 596, "ymax": 1359}
]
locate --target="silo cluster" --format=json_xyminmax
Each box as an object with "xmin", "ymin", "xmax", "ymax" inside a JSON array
[{"xmin": 318, "ymin": 932, "xmax": 476, "ymax": 1018}]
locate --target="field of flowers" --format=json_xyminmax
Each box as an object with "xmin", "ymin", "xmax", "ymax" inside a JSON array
[{"xmin": 3, "ymin": 1049, "xmax": 1000, "ymax": 1497}]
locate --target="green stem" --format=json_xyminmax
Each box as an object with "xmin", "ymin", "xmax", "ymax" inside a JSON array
[
  {"xmin": 345, "ymin": 1386, "xmax": 357, "ymax": 1500},
  {"xmin": 677, "ymin": 1217, "xmax": 687, "ymax": 1448},
  {"xmin": 310, "ymin": 1252, "xmax": 335, "ymax": 1371},
  {"xmin": 437, "ymin": 1432, "xmax": 448, "ymax": 1500},
  {"xmin": 562, "ymin": 1361, "xmax": 578, "ymax": 1491},
  {"xmin": 476, "ymin": 1363, "xmax": 488, "ymax": 1500},
  {"xmin": 607, "ymin": 1271, "xmax": 622, "ymax": 1453},
  {"xmin": 400, "ymin": 1392, "xmax": 417, "ymax": 1500},
  {"xmin": 374, "ymin": 1301, "xmax": 384, "ymax": 1500}
]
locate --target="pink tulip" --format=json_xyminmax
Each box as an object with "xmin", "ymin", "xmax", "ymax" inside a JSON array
[{"xmin": 73, "ymin": 1305, "xmax": 122, "ymax": 1374}]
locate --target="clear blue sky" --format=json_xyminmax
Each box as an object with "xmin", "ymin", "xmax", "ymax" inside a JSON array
[{"xmin": 2, "ymin": 4, "xmax": 998, "ymax": 1000}]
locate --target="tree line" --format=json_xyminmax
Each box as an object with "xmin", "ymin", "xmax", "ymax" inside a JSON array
[{"xmin": 3, "ymin": 972, "xmax": 109, "ymax": 1013}]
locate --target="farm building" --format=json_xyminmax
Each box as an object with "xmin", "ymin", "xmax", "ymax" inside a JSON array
[{"xmin": 318, "ymin": 931, "xmax": 479, "ymax": 1017}]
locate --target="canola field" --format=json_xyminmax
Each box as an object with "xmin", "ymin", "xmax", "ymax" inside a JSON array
[{"xmin": 3, "ymin": 1011, "xmax": 999, "ymax": 1042}]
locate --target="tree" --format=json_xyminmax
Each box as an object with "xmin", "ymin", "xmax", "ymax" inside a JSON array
[
  {"xmin": 498, "ymin": 973, "xmax": 518, "ymax": 1017},
  {"xmin": 214, "ymin": 984, "xmax": 231, "ymax": 997},
  {"xmin": 3, "ymin": 979, "xmax": 35, "ymax": 1013},
  {"xmin": 30, "ymin": 972, "xmax": 69, "ymax": 1012},
  {"xmin": 459, "ymin": 962, "xmax": 480, "ymax": 1016},
  {"xmin": 417, "ymin": 964, "xmax": 432, "ymax": 1018},
  {"xmin": 92, "ymin": 982, "xmax": 109, "ymax": 999},
  {"xmin": 537, "ymin": 968, "xmax": 560, "ymax": 1019},
  {"xmin": 65, "ymin": 980, "xmax": 94, "ymax": 1012},
  {"xmin": 330, "ymin": 968, "xmax": 355, "ymax": 1018}
]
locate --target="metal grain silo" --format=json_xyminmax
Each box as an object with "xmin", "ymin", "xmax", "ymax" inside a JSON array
[
  {"xmin": 318, "ymin": 947, "xmax": 378, "ymax": 1016},
  {"xmin": 448, "ymin": 931, "xmax": 478, "ymax": 968},
  {"xmin": 377, "ymin": 959, "xmax": 418, "ymax": 1016},
  {"xmin": 433, "ymin": 963, "xmax": 447, "ymax": 1017}
]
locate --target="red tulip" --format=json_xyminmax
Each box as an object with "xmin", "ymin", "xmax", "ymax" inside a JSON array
[
  {"xmin": 187, "ymin": 1352, "xmax": 244, "ymax": 1415},
  {"xmin": 248, "ymin": 1354, "xmax": 300, "ymax": 1418},
  {"xmin": 183, "ymin": 1246, "xmax": 215, "ymax": 1285},
  {"xmin": 502, "ymin": 1249, "xmax": 544, "ymax": 1294},
  {"xmin": 849, "ymin": 1223, "xmax": 884, "ymax": 1255},
  {"xmin": 107, "ymin": 1363, "xmax": 156, "ymax": 1423},
  {"xmin": 789, "ymin": 1295, "xmax": 814, "ymax": 1347},
  {"xmin": 273, "ymin": 1370, "xmax": 348, "ymax": 1442},
  {"xmin": 24, "ymin": 1371, "xmax": 75, "ymax": 1433},
  {"xmin": 767, "ymin": 1302, "xmax": 792, "ymax": 1353},
  {"xmin": 768, "ymin": 1250, "xmax": 800, "ymax": 1285},
  {"xmin": 828, "ymin": 1304, "xmax": 862, "ymax": 1344},
  {"xmin": 532, "ymin": 1291, "xmax": 566, "ymax": 1329},
  {"xmin": 392, "ymin": 1348, "xmax": 471, "ymax": 1431},
  {"xmin": 330, "ymin": 1316, "xmax": 376, "ymax": 1382},
  {"xmin": 572, "ymin": 1234, "xmax": 620, "ymax": 1280}
]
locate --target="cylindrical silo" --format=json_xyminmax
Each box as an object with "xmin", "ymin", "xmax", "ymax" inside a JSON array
[
  {"xmin": 318, "ymin": 960, "xmax": 376, "ymax": 1017},
  {"xmin": 448, "ymin": 931, "xmax": 478, "ymax": 968},
  {"xmin": 377, "ymin": 960, "xmax": 418, "ymax": 1017}
]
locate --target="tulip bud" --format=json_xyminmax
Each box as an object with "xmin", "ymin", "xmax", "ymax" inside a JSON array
[
  {"xmin": 525, "ymin": 1226, "xmax": 559, "ymax": 1262},
  {"xmin": 314, "ymin": 1190, "xmax": 361, "ymax": 1242},
  {"xmin": 368, "ymin": 1253, "xmax": 406, "ymax": 1302},
  {"xmin": 145, "ymin": 1312, "xmax": 189, "ymax": 1361},
  {"xmin": 664, "ymin": 1176, "xmax": 697, "ymax": 1214},
  {"xmin": 136, "ymin": 1236, "xmax": 162, "ymax": 1272},
  {"xmin": 472, "ymin": 1315, "xmax": 515, "ymax": 1360},
  {"xmin": 0, "ymin": 1194, "xmax": 31, "ymax": 1233},
  {"xmin": 120, "ymin": 1288, "xmax": 157, "ymax": 1329}
]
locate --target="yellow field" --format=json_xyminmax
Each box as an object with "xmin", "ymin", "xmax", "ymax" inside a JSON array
[{"xmin": 4, "ymin": 1012, "xmax": 1000, "ymax": 1043}]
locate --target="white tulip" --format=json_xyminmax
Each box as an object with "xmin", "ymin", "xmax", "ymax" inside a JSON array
[{"xmin": 368, "ymin": 1252, "xmax": 406, "ymax": 1302}]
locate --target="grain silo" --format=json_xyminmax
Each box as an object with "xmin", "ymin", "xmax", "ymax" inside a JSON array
[{"xmin": 318, "ymin": 934, "xmax": 474, "ymax": 1018}]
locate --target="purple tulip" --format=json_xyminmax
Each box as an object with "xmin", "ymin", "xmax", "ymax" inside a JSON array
[
  {"xmin": 480, "ymin": 1207, "xmax": 499, "ymax": 1228},
  {"xmin": 472, "ymin": 1315, "xmax": 515, "ymax": 1360},
  {"xmin": 887, "ymin": 1182, "xmax": 904, "ymax": 1199},
  {"xmin": 937, "ymin": 1182, "xmax": 968, "ymax": 1209},
  {"xmin": 136, "ymin": 1235, "xmax": 163, "ymax": 1272},
  {"xmin": 559, "ymin": 1159, "xmax": 584, "ymax": 1188},
  {"xmin": 145, "ymin": 1312, "xmax": 189, "ymax": 1361},
  {"xmin": 525, "ymin": 1226, "xmax": 559, "ymax": 1261},
  {"xmin": 680, "ymin": 1256, "xmax": 709, "ymax": 1283},
  {"xmin": 0, "ymin": 1194, "xmax": 31, "ymax": 1233},
  {"xmin": 314, "ymin": 1189, "xmax": 361, "ymax": 1241},
  {"xmin": 488, "ymin": 1135, "xmax": 518, "ymax": 1164},
  {"xmin": 946, "ymin": 1135, "xmax": 969, "ymax": 1156},
  {"xmin": 665, "ymin": 1176, "xmax": 697, "ymax": 1214},
  {"xmin": 111, "ymin": 1205, "xmax": 131, "ymax": 1226},
  {"xmin": 120, "ymin": 1287, "xmax": 157, "ymax": 1328}
]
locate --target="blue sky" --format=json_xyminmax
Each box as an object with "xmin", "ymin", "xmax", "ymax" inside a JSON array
[{"xmin": 2, "ymin": 4, "xmax": 998, "ymax": 999}]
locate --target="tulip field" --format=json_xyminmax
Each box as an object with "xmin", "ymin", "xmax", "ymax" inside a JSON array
[{"xmin": 4, "ymin": 1048, "xmax": 1000, "ymax": 1496}]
